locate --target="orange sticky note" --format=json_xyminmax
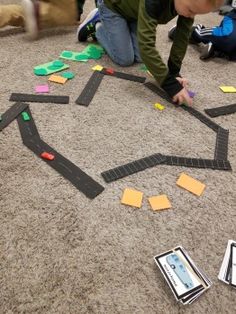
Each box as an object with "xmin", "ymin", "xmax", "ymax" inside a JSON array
[
  {"xmin": 121, "ymin": 188, "xmax": 143, "ymax": 208},
  {"xmin": 176, "ymin": 173, "xmax": 205, "ymax": 196},
  {"xmin": 148, "ymin": 194, "xmax": 171, "ymax": 211},
  {"xmin": 48, "ymin": 74, "xmax": 67, "ymax": 84}
]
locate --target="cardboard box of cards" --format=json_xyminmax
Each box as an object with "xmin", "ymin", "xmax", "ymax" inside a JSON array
[
  {"xmin": 154, "ymin": 246, "xmax": 212, "ymax": 304},
  {"xmin": 218, "ymin": 240, "xmax": 236, "ymax": 288}
]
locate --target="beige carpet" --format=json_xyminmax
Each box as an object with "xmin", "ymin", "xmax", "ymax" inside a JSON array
[{"xmin": 0, "ymin": 0, "xmax": 236, "ymax": 313}]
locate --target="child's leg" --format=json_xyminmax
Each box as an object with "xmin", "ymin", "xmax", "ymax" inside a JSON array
[
  {"xmin": 192, "ymin": 25, "xmax": 215, "ymax": 44},
  {"xmin": 39, "ymin": 0, "xmax": 77, "ymax": 29},
  {"xmin": 129, "ymin": 21, "xmax": 142, "ymax": 63},
  {"xmin": 0, "ymin": 4, "xmax": 25, "ymax": 28},
  {"xmin": 95, "ymin": 0, "xmax": 135, "ymax": 66}
]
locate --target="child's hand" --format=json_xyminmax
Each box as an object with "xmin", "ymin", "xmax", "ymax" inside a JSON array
[
  {"xmin": 176, "ymin": 77, "xmax": 188, "ymax": 88},
  {"xmin": 172, "ymin": 87, "xmax": 193, "ymax": 106}
]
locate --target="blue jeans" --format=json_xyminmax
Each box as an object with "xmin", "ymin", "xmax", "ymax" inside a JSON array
[{"xmin": 96, "ymin": 0, "xmax": 142, "ymax": 66}]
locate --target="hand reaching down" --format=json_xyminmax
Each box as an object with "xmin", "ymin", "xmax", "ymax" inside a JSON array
[{"xmin": 172, "ymin": 87, "xmax": 193, "ymax": 106}]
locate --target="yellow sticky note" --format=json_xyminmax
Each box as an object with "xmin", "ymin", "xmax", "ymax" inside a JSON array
[
  {"xmin": 48, "ymin": 74, "xmax": 67, "ymax": 84},
  {"xmin": 92, "ymin": 65, "xmax": 103, "ymax": 71},
  {"xmin": 148, "ymin": 195, "xmax": 171, "ymax": 211},
  {"xmin": 121, "ymin": 188, "xmax": 143, "ymax": 208},
  {"xmin": 176, "ymin": 173, "xmax": 205, "ymax": 196},
  {"xmin": 219, "ymin": 86, "xmax": 236, "ymax": 93},
  {"xmin": 154, "ymin": 103, "xmax": 165, "ymax": 111}
]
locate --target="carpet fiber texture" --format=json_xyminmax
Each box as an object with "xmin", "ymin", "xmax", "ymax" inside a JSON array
[{"xmin": 0, "ymin": 0, "xmax": 236, "ymax": 313}]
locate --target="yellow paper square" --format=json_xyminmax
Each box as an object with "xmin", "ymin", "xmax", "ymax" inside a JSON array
[
  {"xmin": 48, "ymin": 74, "xmax": 67, "ymax": 84},
  {"xmin": 154, "ymin": 103, "xmax": 165, "ymax": 111},
  {"xmin": 219, "ymin": 86, "xmax": 236, "ymax": 93},
  {"xmin": 176, "ymin": 173, "xmax": 205, "ymax": 196},
  {"xmin": 92, "ymin": 65, "xmax": 103, "ymax": 71},
  {"xmin": 121, "ymin": 188, "xmax": 143, "ymax": 208},
  {"xmin": 148, "ymin": 194, "xmax": 171, "ymax": 211}
]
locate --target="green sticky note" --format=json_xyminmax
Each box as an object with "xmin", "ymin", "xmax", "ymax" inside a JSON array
[
  {"xmin": 74, "ymin": 53, "xmax": 89, "ymax": 61},
  {"xmin": 82, "ymin": 44, "xmax": 105, "ymax": 60},
  {"xmin": 61, "ymin": 51, "xmax": 73, "ymax": 58},
  {"xmin": 83, "ymin": 44, "xmax": 105, "ymax": 54},
  {"xmin": 34, "ymin": 68, "xmax": 48, "ymax": 76},
  {"xmin": 34, "ymin": 60, "xmax": 69, "ymax": 76},
  {"xmin": 140, "ymin": 64, "xmax": 148, "ymax": 72},
  {"xmin": 87, "ymin": 50, "xmax": 102, "ymax": 60},
  {"xmin": 60, "ymin": 50, "xmax": 88, "ymax": 62},
  {"xmin": 47, "ymin": 65, "xmax": 60, "ymax": 71},
  {"xmin": 60, "ymin": 44, "xmax": 105, "ymax": 62},
  {"xmin": 61, "ymin": 71, "xmax": 75, "ymax": 79},
  {"xmin": 53, "ymin": 60, "xmax": 64, "ymax": 67}
]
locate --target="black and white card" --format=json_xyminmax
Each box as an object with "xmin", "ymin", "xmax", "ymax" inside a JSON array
[
  {"xmin": 218, "ymin": 240, "xmax": 236, "ymax": 288},
  {"xmin": 154, "ymin": 246, "xmax": 212, "ymax": 304}
]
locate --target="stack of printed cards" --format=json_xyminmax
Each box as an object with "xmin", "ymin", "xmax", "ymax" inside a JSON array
[
  {"xmin": 154, "ymin": 246, "xmax": 212, "ymax": 304},
  {"xmin": 218, "ymin": 240, "xmax": 236, "ymax": 288}
]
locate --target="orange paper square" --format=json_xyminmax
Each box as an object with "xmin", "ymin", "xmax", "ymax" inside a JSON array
[
  {"xmin": 121, "ymin": 188, "xmax": 143, "ymax": 208},
  {"xmin": 148, "ymin": 194, "xmax": 172, "ymax": 211},
  {"xmin": 48, "ymin": 74, "xmax": 67, "ymax": 84},
  {"xmin": 176, "ymin": 173, "xmax": 205, "ymax": 196}
]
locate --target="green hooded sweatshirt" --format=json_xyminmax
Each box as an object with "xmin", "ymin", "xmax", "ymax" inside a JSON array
[{"xmin": 104, "ymin": 0, "xmax": 194, "ymax": 97}]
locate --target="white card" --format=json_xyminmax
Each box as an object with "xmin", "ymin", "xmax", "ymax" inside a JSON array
[
  {"xmin": 230, "ymin": 244, "xmax": 236, "ymax": 287},
  {"xmin": 154, "ymin": 247, "xmax": 204, "ymax": 301},
  {"xmin": 218, "ymin": 240, "xmax": 236, "ymax": 284}
]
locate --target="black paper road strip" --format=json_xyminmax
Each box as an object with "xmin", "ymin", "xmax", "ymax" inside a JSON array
[
  {"xmin": 0, "ymin": 102, "xmax": 28, "ymax": 131},
  {"xmin": 205, "ymin": 103, "xmax": 236, "ymax": 118},
  {"xmin": 75, "ymin": 70, "xmax": 104, "ymax": 106},
  {"xmin": 214, "ymin": 128, "xmax": 229, "ymax": 161},
  {"xmin": 144, "ymin": 82, "xmax": 175, "ymax": 104},
  {"xmin": 163, "ymin": 155, "xmax": 231, "ymax": 170},
  {"xmin": 144, "ymin": 82, "xmax": 221, "ymax": 132},
  {"xmin": 181, "ymin": 105, "xmax": 220, "ymax": 133},
  {"xmin": 101, "ymin": 153, "xmax": 166, "ymax": 182},
  {"xmin": 17, "ymin": 116, "xmax": 104, "ymax": 199},
  {"xmin": 101, "ymin": 68, "xmax": 146, "ymax": 83},
  {"xmin": 22, "ymin": 137, "xmax": 105, "ymax": 199},
  {"xmin": 17, "ymin": 107, "xmax": 40, "ymax": 141},
  {"xmin": 10, "ymin": 93, "xmax": 69, "ymax": 104}
]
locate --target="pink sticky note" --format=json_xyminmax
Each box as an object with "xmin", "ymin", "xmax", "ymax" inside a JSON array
[{"xmin": 35, "ymin": 84, "xmax": 49, "ymax": 93}]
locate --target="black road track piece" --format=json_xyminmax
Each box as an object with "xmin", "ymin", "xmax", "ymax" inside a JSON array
[
  {"xmin": 0, "ymin": 102, "xmax": 28, "ymax": 131},
  {"xmin": 205, "ymin": 103, "xmax": 236, "ymax": 118},
  {"xmin": 17, "ymin": 107, "xmax": 40, "ymax": 141},
  {"xmin": 214, "ymin": 128, "xmax": 229, "ymax": 160},
  {"xmin": 100, "ymin": 81, "xmax": 231, "ymax": 182},
  {"xmin": 10, "ymin": 93, "xmax": 69, "ymax": 104},
  {"xmin": 101, "ymin": 68, "xmax": 146, "ymax": 83},
  {"xmin": 23, "ymin": 137, "xmax": 104, "ymax": 199},
  {"xmin": 163, "ymin": 155, "xmax": 231, "ymax": 170},
  {"xmin": 101, "ymin": 153, "xmax": 166, "ymax": 183},
  {"xmin": 17, "ymin": 113, "xmax": 104, "ymax": 199},
  {"xmin": 144, "ymin": 82, "xmax": 174, "ymax": 104},
  {"xmin": 144, "ymin": 82, "xmax": 221, "ymax": 132},
  {"xmin": 75, "ymin": 70, "xmax": 104, "ymax": 106},
  {"xmin": 181, "ymin": 105, "xmax": 220, "ymax": 133}
]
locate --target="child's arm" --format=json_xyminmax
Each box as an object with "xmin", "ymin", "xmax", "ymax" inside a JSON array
[
  {"xmin": 212, "ymin": 16, "xmax": 234, "ymax": 37},
  {"xmin": 137, "ymin": 0, "xmax": 192, "ymax": 105},
  {"xmin": 168, "ymin": 16, "xmax": 194, "ymax": 79}
]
